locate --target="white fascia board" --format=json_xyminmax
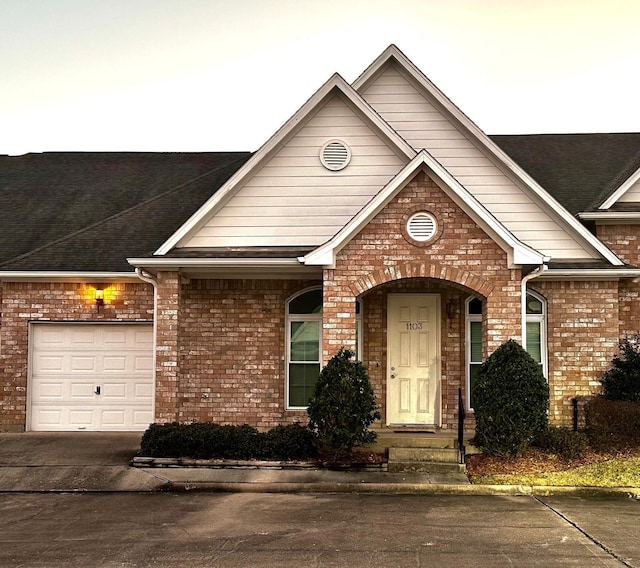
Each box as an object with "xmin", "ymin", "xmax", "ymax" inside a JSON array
[
  {"xmin": 599, "ymin": 166, "xmax": 640, "ymax": 209},
  {"xmin": 128, "ymin": 257, "xmax": 304, "ymax": 269},
  {"xmin": 0, "ymin": 271, "xmax": 139, "ymax": 282},
  {"xmin": 353, "ymin": 45, "xmax": 623, "ymax": 267},
  {"xmin": 154, "ymin": 74, "xmax": 415, "ymax": 256},
  {"xmin": 579, "ymin": 211, "xmax": 640, "ymax": 221},
  {"xmin": 303, "ymin": 150, "xmax": 546, "ymax": 268},
  {"xmin": 537, "ymin": 268, "xmax": 640, "ymax": 281}
]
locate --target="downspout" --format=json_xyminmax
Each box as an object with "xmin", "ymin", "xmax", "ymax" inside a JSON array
[
  {"xmin": 135, "ymin": 268, "xmax": 158, "ymax": 422},
  {"xmin": 521, "ymin": 263, "xmax": 548, "ymax": 350}
]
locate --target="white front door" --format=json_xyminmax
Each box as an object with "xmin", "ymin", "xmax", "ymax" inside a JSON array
[
  {"xmin": 387, "ymin": 294, "xmax": 440, "ymax": 425},
  {"xmin": 29, "ymin": 323, "xmax": 154, "ymax": 431}
]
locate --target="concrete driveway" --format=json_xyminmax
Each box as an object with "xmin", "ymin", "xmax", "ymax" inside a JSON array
[{"xmin": 0, "ymin": 432, "xmax": 164, "ymax": 492}]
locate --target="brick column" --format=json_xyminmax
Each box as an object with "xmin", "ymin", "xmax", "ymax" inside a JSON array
[
  {"xmin": 484, "ymin": 271, "xmax": 522, "ymax": 354},
  {"xmin": 322, "ymin": 269, "xmax": 357, "ymax": 365},
  {"xmin": 155, "ymin": 271, "xmax": 181, "ymax": 422}
]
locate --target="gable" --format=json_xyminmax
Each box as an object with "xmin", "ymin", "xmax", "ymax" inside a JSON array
[
  {"xmin": 618, "ymin": 176, "xmax": 640, "ymax": 203},
  {"xmin": 179, "ymin": 93, "xmax": 409, "ymax": 249},
  {"xmin": 356, "ymin": 59, "xmax": 602, "ymax": 262}
]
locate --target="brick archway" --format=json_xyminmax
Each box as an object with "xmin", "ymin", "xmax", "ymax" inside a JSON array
[{"xmin": 348, "ymin": 261, "xmax": 494, "ymax": 298}]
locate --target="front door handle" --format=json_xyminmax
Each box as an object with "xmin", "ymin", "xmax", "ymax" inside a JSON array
[{"xmin": 94, "ymin": 386, "xmax": 101, "ymax": 395}]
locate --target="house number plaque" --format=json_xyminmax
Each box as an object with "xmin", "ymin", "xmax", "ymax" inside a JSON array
[{"xmin": 405, "ymin": 322, "xmax": 423, "ymax": 330}]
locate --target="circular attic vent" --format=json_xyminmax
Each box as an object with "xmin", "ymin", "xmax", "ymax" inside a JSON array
[
  {"xmin": 407, "ymin": 211, "xmax": 437, "ymax": 242},
  {"xmin": 320, "ymin": 140, "xmax": 351, "ymax": 171}
]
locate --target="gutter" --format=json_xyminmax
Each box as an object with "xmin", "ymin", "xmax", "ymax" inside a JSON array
[
  {"xmin": 135, "ymin": 268, "xmax": 158, "ymax": 422},
  {"xmin": 521, "ymin": 264, "xmax": 548, "ymax": 350}
]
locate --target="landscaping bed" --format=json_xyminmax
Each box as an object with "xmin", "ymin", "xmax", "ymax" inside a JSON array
[{"xmin": 466, "ymin": 447, "xmax": 640, "ymax": 487}]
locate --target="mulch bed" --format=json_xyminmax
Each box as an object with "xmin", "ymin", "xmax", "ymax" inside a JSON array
[{"xmin": 465, "ymin": 447, "xmax": 640, "ymax": 478}]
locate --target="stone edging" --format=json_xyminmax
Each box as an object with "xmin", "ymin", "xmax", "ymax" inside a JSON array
[{"xmin": 132, "ymin": 456, "xmax": 388, "ymax": 472}]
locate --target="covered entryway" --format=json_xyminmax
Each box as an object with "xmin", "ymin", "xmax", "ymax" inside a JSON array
[
  {"xmin": 386, "ymin": 293, "xmax": 440, "ymax": 425},
  {"xmin": 29, "ymin": 323, "xmax": 153, "ymax": 431}
]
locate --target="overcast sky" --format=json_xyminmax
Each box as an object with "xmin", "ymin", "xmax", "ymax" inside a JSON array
[{"xmin": 2, "ymin": 0, "xmax": 639, "ymax": 155}]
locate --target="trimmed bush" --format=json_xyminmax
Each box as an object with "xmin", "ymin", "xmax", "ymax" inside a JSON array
[
  {"xmin": 585, "ymin": 397, "xmax": 640, "ymax": 451},
  {"xmin": 533, "ymin": 427, "xmax": 588, "ymax": 460},
  {"xmin": 472, "ymin": 339, "xmax": 549, "ymax": 457},
  {"xmin": 307, "ymin": 348, "xmax": 381, "ymax": 461},
  {"xmin": 263, "ymin": 423, "xmax": 317, "ymax": 461},
  {"xmin": 601, "ymin": 335, "xmax": 640, "ymax": 402},
  {"xmin": 140, "ymin": 422, "xmax": 318, "ymax": 460}
]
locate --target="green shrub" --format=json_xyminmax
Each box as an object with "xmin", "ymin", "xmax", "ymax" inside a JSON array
[
  {"xmin": 307, "ymin": 348, "xmax": 381, "ymax": 461},
  {"xmin": 585, "ymin": 396, "xmax": 640, "ymax": 451},
  {"xmin": 472, "ymin": 339, "xmax": 549, "ymax": 457},
  {"xmin": 533, "ymin": 427, "xmax": 588, "ymax": 460},
  {"xmin": 263, "ymin": 423, "xmax": 317, "ymax": 461},
  {"xmin": 601, "ymin": 335, "xmax": 640, "ymax": 401},
  {"xmin": 140, "ymin": 422, "xmax": 318, "ymax": 460}
]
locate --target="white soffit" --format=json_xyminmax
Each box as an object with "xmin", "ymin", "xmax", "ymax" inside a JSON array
[
  {"xmin": 302, "ymin": 150, "xmax": 547, "ymax": 268},
  {"xmin": 154, "ymin": 73, "xmax": 416, "ymax": 256},
  {"xmin": 352, "ymin": 45, "xmax": 623, "ymax": 267}
]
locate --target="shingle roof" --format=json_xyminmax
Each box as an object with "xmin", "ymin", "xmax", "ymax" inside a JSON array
[
  {"xmin": 490, "ymin": 133, "xmax": 640, "ymax": 214},
  {"xmin": 2, "ymin": 134, "xmax": 640, "ymax": 273},
  {"xmin": 0, "ymin": 152, "xmax": 251, "ymax": 271}
]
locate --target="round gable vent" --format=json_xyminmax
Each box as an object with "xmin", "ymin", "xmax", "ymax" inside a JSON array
[
  {"xmin": 320, "ymin": 140, "xmax": 351, "ymax": 171},
  {"xmin": 407, "ymin": 211, "xmax": 437, "ymax": 242}
]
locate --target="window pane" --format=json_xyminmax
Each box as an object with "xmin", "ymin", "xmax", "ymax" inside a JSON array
[
  {"xmin": 289, "ymin": 289, "xmax": 322, "ymax": 314},
  {"xmin": 289, "ymin": 363, "xmax": 320, "ymax": 406},
  {"xmin": 469, "ymin": 364, "xmax": 481, "ymax": 409},
  {"xmin": 526, "ymin": 294, "xmax": 543, "ymax": 315},
  {"xmin": 468, "ymin": 298, "xmax": 483, "ymax": 315},
  {"xmin": 470, "ymin": 321, "xmax": 482, "ymax": 362},
  {"xmin": 526, "ymin": 321, "xmax": 542, "ymax": 363},
  {"xmin": 290, "ymin": 321, "xmax": 319, "ymax": 361}
]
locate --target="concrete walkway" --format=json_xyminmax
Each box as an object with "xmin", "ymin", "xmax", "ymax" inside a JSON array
[{"xmin": 2, "ymin": 432, "xmax": 640, "ymax": 497}]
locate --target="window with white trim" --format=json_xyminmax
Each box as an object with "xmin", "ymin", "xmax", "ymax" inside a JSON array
[
  {"xmin": 465, "ymin": 292, "xmax": 547, "ymax": 410},
  {"xmin": 286, "ymin": 288, "xmax": 322, "ymax": 408},
  {"xmin": 525, "ymin": 291, "xmax": 547, "ymax": 378},
  {"xmin": 465, "ymin": 297, "xmax": 483, "ymax": 410}
]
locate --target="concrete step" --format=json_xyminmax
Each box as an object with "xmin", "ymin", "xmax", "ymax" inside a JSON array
[
  {"xmin": 387, "ymin": 461, "xmax": 466, "ymax": 474},
  {"xmin": 388, "ymin": 447, "xmax": 461, "ymax": 464}
]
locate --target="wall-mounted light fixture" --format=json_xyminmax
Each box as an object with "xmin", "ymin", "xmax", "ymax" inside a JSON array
[{"xmin": 95, "ymin": 288, "xmax": 105, "ymax": 308}]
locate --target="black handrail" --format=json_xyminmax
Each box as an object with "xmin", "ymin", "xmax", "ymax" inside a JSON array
[{"xmin": 457, "ymin": 387, "xmax": 466, "ymax": 464}]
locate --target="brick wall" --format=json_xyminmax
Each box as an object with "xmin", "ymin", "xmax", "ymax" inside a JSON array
[
  {"xmin": 167, "ymin": 278, "xmax": 318, "ymax": 428},
  {"xmin": 597, "ymin": 224, "xmax": 640, "ymax": 338},
  {"xmin": 0, "ymin": 281, "xmax": 153, "ymax": 431},
  {"xmin": 534, "ymin": 280, "xmax": 619, "ymax": 426}
]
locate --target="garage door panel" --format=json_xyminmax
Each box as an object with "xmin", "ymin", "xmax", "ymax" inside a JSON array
[
  {"xmin": 70, "ymin": 356, "xmax": 97, "ymax": 371},
  {"xmin": 30, "ymin": 323, "xmax": 153, "ymax": 431},
  {"xmin": 102, "ymin": 355, "xmax": 127, "ymax": 372}
]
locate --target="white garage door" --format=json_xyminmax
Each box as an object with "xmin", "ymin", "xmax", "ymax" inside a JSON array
[{"xmin": 30, "ymin": 323, "xmax": 154, "ymax": 431}]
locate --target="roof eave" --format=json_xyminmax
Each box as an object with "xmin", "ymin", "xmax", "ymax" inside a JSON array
[{"xmin": 0, "ymin": 271, "xmax": 139, "ymax": 282}]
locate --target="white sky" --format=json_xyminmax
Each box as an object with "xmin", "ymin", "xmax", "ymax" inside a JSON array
[{"xmin": 2, "ymin": 0, "xmax": 639, "ymax": 155}]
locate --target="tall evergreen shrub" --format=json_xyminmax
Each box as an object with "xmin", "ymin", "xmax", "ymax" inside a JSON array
[
  {"xmin": 601, "ymin": 335, "xmax": 640, "ymax": 401},
  {"xmin": 307, "ymin": 348, "xmax": 380, "ymax": 461},
  {"xmin": 473, "ymin": 339, "xmax": 549, "ymax": 457}
]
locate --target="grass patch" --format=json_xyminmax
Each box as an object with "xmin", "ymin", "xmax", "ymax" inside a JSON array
[{"xmin": 470, "ymin": 456, "xmax": 640, "ymax": 487}]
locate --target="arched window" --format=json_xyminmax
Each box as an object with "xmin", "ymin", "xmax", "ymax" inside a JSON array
[
  {"xmin": 525, "ymin": 291, "xmax": 547, "ymax": 378},
  {"xmin": 465, "ymin": 297, "xmax": 483, "ymax": 410},
  {"xmin": 465, "ymin": 292, "xmax": 547, "ymax": 410},
  {"xmin": 286, "ymin": 288, "xmax": 322, "ymax": 408}
]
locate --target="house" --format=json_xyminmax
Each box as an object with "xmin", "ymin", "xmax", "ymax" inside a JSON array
[{"xmin": 1, "ymin": 45, "xmax": 640, "ymax": 433}]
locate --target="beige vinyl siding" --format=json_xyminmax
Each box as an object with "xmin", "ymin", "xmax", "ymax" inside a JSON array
[
  {"xmin": 182, "ymin": 95, "xmax": 406, "ymax": 249},
  {"xmin": 618, "ymin": 177, "xmax": 640, "ymax": 202},
  {"xmin": 360, "ymin": 63, "xmax": 599, "ymax": 260}
]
